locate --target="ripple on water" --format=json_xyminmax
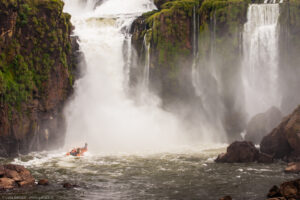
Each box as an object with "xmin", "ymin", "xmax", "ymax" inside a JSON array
[{"xmin": 1, "ymin": 148, "xmax": 294, "ymax": 200}]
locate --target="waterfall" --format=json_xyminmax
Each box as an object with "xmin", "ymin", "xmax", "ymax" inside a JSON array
[
  {"xmin": 123, "ymin": 34, "xmax": 132, "ymax": 91},
  {"xmin": 142, "ymin": 34, "xmax": 150, "ymax": 90},
  {"xmin": 191, "ymin": 6, "xmax": 202, "ymax": 97},
  {"xmin": 242, "ymin": 4, "xmax": 280, "ymax": 118},
  {"xmin": 62, "ymin": 0, "xmax": 188, "ymax": 153},
  {"xmin": 191, "ymin": 7, "xmax": 226, "ymax": 142}
]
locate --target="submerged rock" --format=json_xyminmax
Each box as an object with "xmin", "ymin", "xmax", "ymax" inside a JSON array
[
  {"xmin": 245, "ymin": 106, "xmax": 282, "ymax": 144},
  {"xmin": 280, "ymin": 179, "xmax": 300, "ymax": 199},
  {"xmin": 266, "ymin": 179, "xmax": 300, "ymax": 200},
  {"xmin": 0, "ymin": 164, "xmax": 35, "ymax": 190},
  {"xmin": 216, "ymin": 141, "xmax": 273, "ymax": 163},
  {"xmin": 219, "ymin": 195, "xmax": 232, "ymax": 200},
  {"xmin": 38, "ymin": 179, "xmax": 49, "ymax": 186},
  {"xmin": 260, "ymin": 105, "xmax": 300, "ymax": 161},
  {"xmin": 267, "ymin": 185, "xmax": 282, "ymax": 198},
  {"xmin": 62, "ymin": 182, "xmax": 78, "ymax": 189},
  {"xmin": 284, "ymin": 162, "xmax": 300, "ymax": 173}
]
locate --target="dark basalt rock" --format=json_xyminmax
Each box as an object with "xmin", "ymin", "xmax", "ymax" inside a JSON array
[
  {"xmin": 62, "ymin": 182, "xmax": 78, "ymax": 189},
  {"xmin": 258, "ymin": 152, "xmax": 274, "ymax": 163},
  {"xmin": 216, "ymin": 141, "xmax": 273, "ymax": 163},
  {"xmin": 267, "ymin": 185, "xmax": 282, "ymax": 198},
  {"xmin": 266, "ymin": 179, "xmax": 300, "ymax": 200},
  {"xmin": 260, "ymin": 105, "xmax": 300, "ymax": 162},
  {"xmin": 245, "ymin": 106, "xmax": 282, "ymax": 144},
  {"xmin": 280, "ymin": 179, "xmax": 300, "ymax": 199}
]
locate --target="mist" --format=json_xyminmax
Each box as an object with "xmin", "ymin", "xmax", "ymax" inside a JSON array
[
  {"xmin": 62, "ymin": 0, "xmax": 300, "ymax": 154},
  {"xmin": 63, "ymin": 0, "xmax": 198, "ymax": 153}
]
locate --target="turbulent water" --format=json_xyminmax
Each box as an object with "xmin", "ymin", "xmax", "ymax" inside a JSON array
[
  {"xmin": 1, "ymin": 149, "xmax": 295, "ymax": 200},
  {"xmin": 242, "ymin": 4, "xmax": 281, "ymax": 118}
]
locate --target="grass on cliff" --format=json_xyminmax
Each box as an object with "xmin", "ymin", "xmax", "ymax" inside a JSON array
[{"xmin": 0, "ymin": 0, "xmax": 73, "ymax": 112}]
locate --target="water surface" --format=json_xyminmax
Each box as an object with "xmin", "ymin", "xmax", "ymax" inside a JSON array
[{"xmin": 1, "ymin": 147, "xmax": 296, "ymax": 200}]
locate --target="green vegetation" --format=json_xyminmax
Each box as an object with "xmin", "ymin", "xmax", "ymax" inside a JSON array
[
  {"xmin": 197, "ymin": 0, "xmax": 249, "ymax": 73},
  {"xmin": 132, "ymin": 0, "xmax": 250, "ymax": 99},
  {"xmin": 0, "ymin": 0, "xmax": 74, "ymax": 111},
  {"xmin": 139, "ymin": 0, "xmax": 199, "ymax": 93}
]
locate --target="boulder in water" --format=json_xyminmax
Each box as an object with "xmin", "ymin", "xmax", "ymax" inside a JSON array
[
  {"xmin": 284, "ymin": 162, "xmax": 300, "ymax": 173},
  {"xmin": 245, "ymin": 106, "xmax": 282, "ymax": 144},
  {"xmin": 0, "ymin": 164, "xmax": 35, "ymax": 189},
  {"xmin": 260, "ymin": 105, "xmax": 300, "ymax": 161},
  {"xmin": 0, "ymin": 178, "xmax": 16, "ymax": 190},
  {"xmin": 38, "ymin": 179, "xmax": 49, "ymax": 186},
  {"xmin": 62, "ymin": 182, "xmax": 78, "ymax": 189},
  {"xmin": 216, "ymin": 141, "xmax": 273, "ymax": 163}
]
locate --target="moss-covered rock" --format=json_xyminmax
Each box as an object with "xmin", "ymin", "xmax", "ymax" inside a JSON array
[
  {"xmin": 131, "ymin": 0, "xmax": 249, "ymax": 138},
  {"xmin": 0, "ymin": 0, "xmax": 77, "ymax": 156},
  {"xmin": 131, "ymin": 0, "xmax": 200, "ymax": 103}
]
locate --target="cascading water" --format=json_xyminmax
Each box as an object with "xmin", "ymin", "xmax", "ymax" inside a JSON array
[
  {"xmin": 142, "ymin": 34, "xmax": 150, "ymax": 90},
  {"xmin": 62, "ymin": 0, "xmax": 189, "ymax": 153},
  {"xmin": 191, "ymin": 7, "xmax": 226, "ymax": 142},
  {"xmin": 191, "ymin": 6, "xmax": 200, "ymax": 96},
  {"xmin": 123, "ymin": 34, "xmax": 132, "ymax": 91},
  {"xmin": 242, "ymin": 3, "xmax": 280, "ymax": 118}
]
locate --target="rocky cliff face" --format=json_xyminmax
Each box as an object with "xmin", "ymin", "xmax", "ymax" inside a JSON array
[
  {"xmin": 130, "ymin": 0, "xmax": 249, "ymax": 139},
  {"xmin": 278, "ymin": 0, "xmax": 300, "ymax": 115},
  {"xmin": 260, "ymin": 105, "xmax": 300, "ymax": 161},
  {"xmin": 131, "ymin": 0, "xmax": 198, "ymax": 104},
  {"xmin": 0, "ymin": 0, "xmax": 77, "ymax": 157}
]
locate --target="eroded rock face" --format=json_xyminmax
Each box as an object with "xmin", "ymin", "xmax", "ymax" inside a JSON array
[
  {"xmin": 260, "ymin": 105, "xmax": 300, "ymax": 161},
  {"xmin": 0, "ymin": 164, "xmax": 35, "ymax": 190},
  {"xmin": 130, "ymin": 0, "xmax": 249, "ymax": 140},
  {"xmin": 215, "ymin": 141, "xmax": 273, "ymax": 163},
  {"xmin": 245, "ymin": 107, "xmax": 282, "ymax": 144}
]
